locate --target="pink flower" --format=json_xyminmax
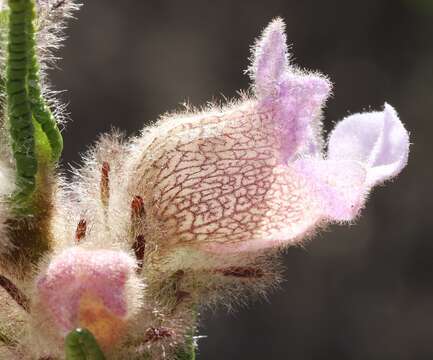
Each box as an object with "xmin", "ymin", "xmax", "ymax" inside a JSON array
[
  {"xmin": 125, "ymin": 18, "xmax": 409, "ymax": 254},
  {"xmin": 37, "ymin": 248, "xmax": 139, "ymax": 347}
]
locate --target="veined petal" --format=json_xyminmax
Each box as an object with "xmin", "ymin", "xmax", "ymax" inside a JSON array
[
  {"xmin": 201, "ymin": 165, "xmax": 322, "ymax": 253},
  {"xmin": 126, "ymin": 104, "xmax": 323, "ymax": 254},
  {"xmin": 328, "ymin": 103, "xmax": 409, "ymax": 187},
  {"xmin": 127, "ymin": 18, "xmax": 332, "ymax": 253}
]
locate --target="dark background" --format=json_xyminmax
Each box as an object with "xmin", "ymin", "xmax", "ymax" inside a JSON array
[{"xmin": 51, "ymin": 1, "xmax": 433, "ymax": 359}]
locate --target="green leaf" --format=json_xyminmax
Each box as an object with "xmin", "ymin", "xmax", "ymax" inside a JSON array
[
  {"xmin": 26, "ymin": 13, "xmax": 63, "ymax": 162},
  {"xmin": 65, "ymin": 328, "xmax": 106, "ymax": 360}
]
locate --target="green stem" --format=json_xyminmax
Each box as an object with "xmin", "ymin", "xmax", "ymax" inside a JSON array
[
  {"xmin": 175, "ymin": 333, "xmax": 196, "ymax": 360},
  {"xmin": 175, "ymin": 310, "xmax": 197, "ymax": 360},
  {"xmin": 6, "ymin": 0, "xmax": 37, "ymax": 206}
]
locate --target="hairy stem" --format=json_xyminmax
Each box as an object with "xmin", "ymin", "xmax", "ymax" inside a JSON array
[
  {"xmin": 6, "ymin": 0, "xmax": 62, "ymax": 210},
  {"xmin": 1, "ymin": 0, "xmax": 59, "ymax": 274},
  {"xmin": 7, "ymin": 0, "xmax": 38, "ymax": 206}
]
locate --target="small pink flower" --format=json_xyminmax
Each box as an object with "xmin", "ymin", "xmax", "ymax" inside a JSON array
[
  {"xmin": 37, "ymin": 247, "xmax": 139, "ymax": 347},
  {"xmin": 125, "ymin": 18, "xmax": 409, "ymax": 254}
]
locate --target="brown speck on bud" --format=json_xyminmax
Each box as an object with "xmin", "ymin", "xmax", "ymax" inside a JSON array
[
  {"xmin": 52, "ymin": 0, "xmax": 66, "ymax": 9},
  {"xmin": 75, "ymin": 219, "xmax": 87, "ymax": 243},
  {"xmin": 175, "ymin": 290, "xmax": 191, "ymax": 304},
  {"xmin": 0, "ymin": 275, "xmax": 29, "ymax": 312},
  {"xmin": 143, "ymin": 327, "xmax": 174, "ymax": 343},
  {"xmin": 173, "ymin": 269, "xmax": 185, "ymax": 280},
  {"xmin": 216, "ymin": 266, "xmax": 264, "ymax": 278},
  {"xmin": 131, "ymin": 195, "xmax": 145, "ymax": 219},
  {"xmin": 169, "ymin": 270, "xmax": 188, "ymax": 310},
  {"xmin": 100, "ymin": 161, "xmax": 110, "ymax": 207},
  {"xmin": 171, "ymin": 290, "xmax": 191, "ymax": 314},
  {"xmin": 171, "ymin": 270, "xmax": 185, "ymax": 290},
  {"xmin": 132, "ymin": 235, "xmax": 146, "ymax": 270}
]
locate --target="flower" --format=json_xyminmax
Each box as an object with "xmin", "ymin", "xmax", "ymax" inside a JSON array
[{"xmin": 123, "ymin": 18, "xmax": 409, "ymax": 256}]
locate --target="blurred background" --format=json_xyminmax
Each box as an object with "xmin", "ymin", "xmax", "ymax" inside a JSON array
[{"xmin": 52, "ymin": 0, "xmax": 432, "ymax": 359}]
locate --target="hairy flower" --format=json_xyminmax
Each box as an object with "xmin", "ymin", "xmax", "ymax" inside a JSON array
[
  {"xmin": 36, "ymin": 248, "xmax": 142, "ymax": 348},
  {"xmin": 123, "ymin": 18, "xmax": 409, "ymax": 257}
]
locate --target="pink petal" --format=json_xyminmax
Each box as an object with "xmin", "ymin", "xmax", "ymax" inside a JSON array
[
  {"xmin": 276, "ymin": 72, "xmax": 331, "ymax": 160},
  {"xmin": 248, "ymin": 18, "xmax": 331, "ymax": 106},
  {"xmin": 249, "ymin": 18, "xmax": 289, "ymax": 99},
  {"xmin": 247, "ymin": 18, "xmax": 331, "ymax": 161},
  {"xmin": 37, "ymin": 248, "xmax": 136, "ymax": 333},
  {"xmin": 293, "ymin": 158, "xmax": 367, "ymax": 221},
  {"xmin": 328, "ymin": 103, "xmax": 409, "ymax": 187}
]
